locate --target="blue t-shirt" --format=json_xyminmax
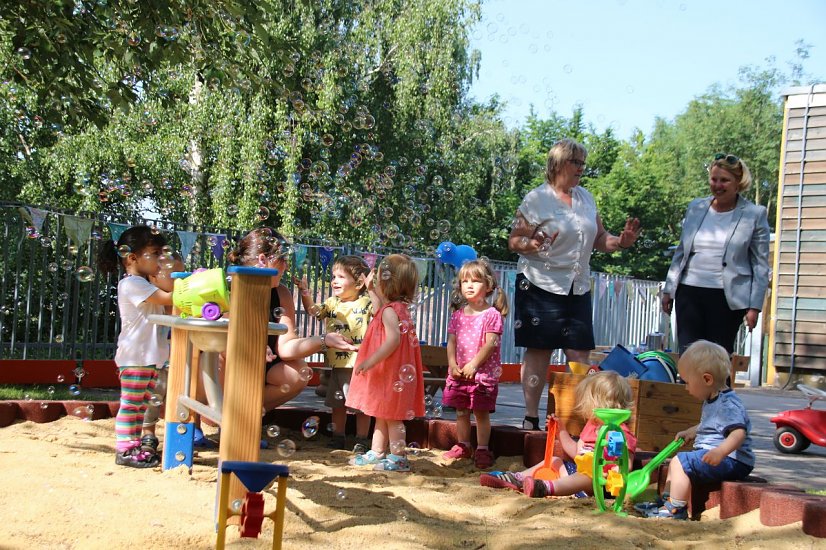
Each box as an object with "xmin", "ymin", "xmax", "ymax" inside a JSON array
[{"xmin": 695, "ymin": 389, "xmax": 755, "ymax": 467}]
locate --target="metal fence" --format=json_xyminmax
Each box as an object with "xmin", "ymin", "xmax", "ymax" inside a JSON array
[{"xmin": 1, "ymin": 202, "xmax": 682, "ymax": 365}]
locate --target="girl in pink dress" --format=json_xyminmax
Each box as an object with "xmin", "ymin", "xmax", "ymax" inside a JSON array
[
  {"xmin": 442, "ymin": 260, "xmax": 508, "ymax": 469},
  {"xmin": 346, "ymin": 254, "xmax": 425, "ymax": 472}
]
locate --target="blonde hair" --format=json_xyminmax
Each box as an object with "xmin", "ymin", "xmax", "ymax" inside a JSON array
[
  {"xmin": 678, "ymin": 340, "xmax": 730, "ymax": 389},
  {"xmin": 574, "ymin": 371, "xmax": 634, "ymax": 420},
  {"xmin": 376, "ymin": 254, "xmax": 418, "ymax": 303},
  {"xmin": 451, "ymin": 259, "xmax": 509, "ymax": 316},
  {"xmin": 710, "ymin": 154, "xmax": 752, "ymax": 193},
  {"xmin": 545, "ymin": 138, "xmax": 587, "ymax": 183}
]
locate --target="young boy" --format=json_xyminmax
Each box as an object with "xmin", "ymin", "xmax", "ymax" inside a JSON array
[{"xmin": 643, "ymin": 340, "xmax": 755, "ymax": 519}]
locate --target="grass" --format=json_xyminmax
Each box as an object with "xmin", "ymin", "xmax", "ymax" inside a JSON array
[
  {"xmin": 806, "ymin": 489, "xmax": 826, "ymax": 496},
  {"xmin": 0, "ymin": 384, "xmax": 118, "ymax": 401}
]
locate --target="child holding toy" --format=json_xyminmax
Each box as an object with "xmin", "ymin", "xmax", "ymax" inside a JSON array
[
  {"xmin": 480, "ymin": 371, "xmax": 637, "ymax": 498},
  {"xmin": 346, "ymin": 254, "xmax": 425, "ymax": 472},
  {"xmin": 295, "ymin": 255, "xmax": 374, "ymax": 453},
  {"xmin": 639, "ymin": 340, "xmax": 754, "ymax": 520},
  {"xmin": 98, "ymin": 225, "xmax": 173, "ymax": 468},
  {"xmin": 442, "ymin": 259, "xmax": 508, "ymax": 469}
]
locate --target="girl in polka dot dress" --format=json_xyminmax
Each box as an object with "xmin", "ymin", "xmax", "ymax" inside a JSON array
[{"xmin": 442, "ymin": 260, "xmax": 508, "ymax": 469}]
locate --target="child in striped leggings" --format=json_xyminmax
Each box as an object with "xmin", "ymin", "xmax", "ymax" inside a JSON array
[{"xmin": 98, "ymin": 225, "xmax": 174, "ymax": 468}]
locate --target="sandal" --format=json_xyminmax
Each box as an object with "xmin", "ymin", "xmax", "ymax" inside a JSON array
[
  {"xmin": 116, "ymin": 447, "xmax": 160, "ymax": 469},
  {"xmin": 374, "ymin": 454, "xmax": 411, "ymax": 472},
  {"xmin": 349, "ymin": 449, "xmax": 385, "ymax": 466},
  {"xmin": 522, "ymin": 416, "xmax": 541, "ymax": 431}
]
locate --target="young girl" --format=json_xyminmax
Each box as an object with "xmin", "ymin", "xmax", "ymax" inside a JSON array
[
  {"xmin": 480, "ymin": 371, "xmax": 637, "ymax": 498},
  {"xmin": 442, "ymin": 259, "xmax": 508, "ymax": 469},
  {"xmin": 346, "ymin": 254, "xmax": 425, "ymax": 472},
  {"xmin": 295, "ymin": 255, "xmax": 373, "ymax": 453},
  {"xmin": 97, "ymin": 225, "xmax": 173, "ymax": 469}
]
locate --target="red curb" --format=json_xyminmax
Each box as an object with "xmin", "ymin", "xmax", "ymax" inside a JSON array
[
  {"xmin": 759, "ymin": 489, "xmax": 818, "ymax": 527},
  {"xmin": 719, "ymin": 481, "xmax": 792, "ymax": 519},
  {"xmin": 0, "ymin": 402, "xmax": 19, "ymax": 427},
  {"xmin": 15, "ymin": 401, "xmax": 65, "ymax": 423},
  {"xmin": 63, "ymin": 401, "xmax": 111, "ymax": 420},
  {"xmin": 802, "ymin": 500, "xmax": 826, "ymax": 538}
]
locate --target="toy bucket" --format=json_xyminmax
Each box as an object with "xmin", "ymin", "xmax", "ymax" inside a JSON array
[
  {"xmin": 173, "ymin": 268, "xmax": 230, "ymax": 320},
  {"xmin": 569, "ymin": 361, "xmax": 591, "ymax": 375}
]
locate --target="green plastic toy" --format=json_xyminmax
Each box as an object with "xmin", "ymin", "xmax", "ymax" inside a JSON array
[{"xmin": 172, "ymin": 268, "xmax": 230, "ymax": 320}]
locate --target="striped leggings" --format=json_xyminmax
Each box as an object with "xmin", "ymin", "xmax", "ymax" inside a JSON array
[{"xmin": 115, "ymin": 366, "xmax": 158, "ymax": 451}]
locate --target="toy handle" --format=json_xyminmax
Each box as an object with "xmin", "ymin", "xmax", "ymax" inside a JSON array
[
  {"xmin": 642, "ymin": 438, "xmax": 685, "ymax": 475},
  {"xmin": 543, "ymin": 417, "xmax": 558, "ymax": 468}
]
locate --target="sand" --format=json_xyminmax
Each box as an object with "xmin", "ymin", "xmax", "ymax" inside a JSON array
[{"xmin": 0, "ymin": 416, "xmax": 822, "ymax": 550}]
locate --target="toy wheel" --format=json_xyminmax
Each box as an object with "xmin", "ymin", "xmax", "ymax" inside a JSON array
[
  {"xmin": 201, "ymin": 302, "xmax": 222, "ymax": 321},
  {"xmin": 774, "ymin": 427, "xmax": 811, "ymax": 454},
  {"xmin": 239, "ymin": 492, "xmax": 265, "ymax": 538}
]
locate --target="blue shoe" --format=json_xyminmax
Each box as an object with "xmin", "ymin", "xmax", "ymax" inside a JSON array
[
  {"xmin": 644, "ymin": 499, "xmax": 688, "ymax": 520},
  {"xmin": 193, "ymin": 427, "xmax": 218, "ymax": 449},
  {"xmin": 633, "ymin": 493, "xmax": 668, "ymax": 515}
]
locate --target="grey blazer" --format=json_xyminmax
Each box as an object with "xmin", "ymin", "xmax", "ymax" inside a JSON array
[{"xmin": 664, "ymin": 195, "xmax": 770, "ymax": 311}]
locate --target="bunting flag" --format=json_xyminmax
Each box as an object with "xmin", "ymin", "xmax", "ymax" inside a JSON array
[
  {"xmin": 107, "ymin": 222, "xmax": 129, "ymax": 243},
  {"xmin": 505, "ymin": 271, "xmax": 516, "ymax": 291},
  {"xmin": 412, "ymin": 258, "xmax": 429, "ymax": 283},
  {"xmin": 292, "ymin": 244, "xmax": 308, "ymax": 269},
  {"xmin": 209, "ymin": 234, "xmax": 227, "ymax": 262},
  {"xmin": 318, "ymin": 247, "xmax": 335, "ymax": 272},
  {"xmin": 362, "ymin": 252, "xmax": 379, "ymax": 269},
  {"xmin": 597, "ymin": 276, "xmax": 607, "ymax": 299},
  {"xmin": 176, "ymin": 230, "xmax": 198, "ymax": 259},
  {"xmin": 19, "ymin": 207, "xmax": 48, "ymax": 233},
  {"xmin": 63, "ymin": 215, "xmax": 94, "ymax": 248}
]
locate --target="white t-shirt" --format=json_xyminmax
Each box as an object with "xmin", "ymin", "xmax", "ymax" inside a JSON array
[
  {"xmin": 114, "ymin": 275, "xmax": 169, "ymax": 367},
  {"xmin": 517, "ymin": 183, "xmax": 598, "ymax": 295},
  {"xmin": 681, "ymin": 209, "xmax": 733, "ymax": 289}
]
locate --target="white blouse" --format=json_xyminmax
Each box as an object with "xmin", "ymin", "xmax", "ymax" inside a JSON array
[
  {"xmin": 517, "ymin": 183, "xmax": 598, "ymax": 296},
  {"xmin": 681, "ymin": 209, "xmax": 734, "ymax": 289}
]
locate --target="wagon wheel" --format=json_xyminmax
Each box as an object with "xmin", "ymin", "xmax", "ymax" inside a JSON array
[{"xmin": 774, "ymin": 427, "xmax": 811, "ymax": 454}]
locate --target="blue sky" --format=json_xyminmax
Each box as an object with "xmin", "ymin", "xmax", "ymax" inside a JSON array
[{"xmin": 468, "ymin": 0, "xmax": 826, "ymax": 138}]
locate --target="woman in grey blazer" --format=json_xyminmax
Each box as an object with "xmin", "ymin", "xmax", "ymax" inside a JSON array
[{"xmin": 661, "ymin": 154, "xmax": 770, "ymax": 354}]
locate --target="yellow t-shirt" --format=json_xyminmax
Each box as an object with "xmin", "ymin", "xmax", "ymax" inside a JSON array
[{"xmin": 315, "ymin": 294, "xmax": 372, "ymax": 369}]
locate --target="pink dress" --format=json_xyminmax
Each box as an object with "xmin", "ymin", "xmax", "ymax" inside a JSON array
[{"xmin": 346, "ymin": 302, "xmax": 425, "ymax": 420}]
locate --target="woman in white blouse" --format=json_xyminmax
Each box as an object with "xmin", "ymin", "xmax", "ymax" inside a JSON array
[
  {"xmin": 662, "ymin": 154, "xmax": 770, "ymax": 354},
  {"xmin": 508, "ymin": 139, "xmax": 641, "ymax": 431}
]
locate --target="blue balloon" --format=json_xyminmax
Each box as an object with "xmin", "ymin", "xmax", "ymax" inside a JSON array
[
  {"xmin": 452, "ymin": 244, "xmax": 478, "ymax": 267},
  {"xmin": 436, "ymin": 241, "xmax": 457, "ymax": 264}
]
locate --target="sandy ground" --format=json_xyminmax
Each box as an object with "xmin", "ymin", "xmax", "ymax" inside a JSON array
[{"xmin": 0, "ymin": 416, "xmax": 823, "ymax": 550}]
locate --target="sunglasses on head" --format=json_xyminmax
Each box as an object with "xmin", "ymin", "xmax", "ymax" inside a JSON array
[{"xmin": 714, "ymin": 153, "xmax": 739, "ymax": 164}]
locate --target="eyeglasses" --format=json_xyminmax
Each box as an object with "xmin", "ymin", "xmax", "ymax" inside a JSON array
[
  {"xmin": 714, "ymin": 153, "xmax": 739, "ymax": 165},
  {"xmin": 568, "ymin": 159, "xmax": 586, "ymax": 168}
]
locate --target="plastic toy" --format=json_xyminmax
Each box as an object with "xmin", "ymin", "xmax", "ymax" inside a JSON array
[
  {"xmin": 216, "ymin": 461, "xmax": 290, "ymax": 550},
  {"xmin": 575, "ymin": 450, "xmax": 594, "ymax": 478},
  {"xmin": 623, "ymin": 438, "xmax": 684, "ymax": 499},
  {"xmin": 533, "ymin": 416, "xmax": 560, "ymax": 481},
  {"xmin": 591, "ymin": 408, "xmax": 632, "ymax": 515},
  {"xmin": 771, "ymin": 384, "xmax": 826, "ymax": 454},
  {"xmin": 172, "ymin": 268, "xmax": 230, "ymax": 320}
]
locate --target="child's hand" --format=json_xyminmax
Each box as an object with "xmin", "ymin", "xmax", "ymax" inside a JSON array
[
  {"xmin": 675, "ymin": 428, "xmax": 695, "ymax": 442},
  {"xmin": 355, "ymin": 362, "xmax": 373, "ymax": 375},
  {"xmin": 265, "ymin": 346, "xmax": 277, "ymax": 362},
  {"xmin": 702, "ymin": 448, "xmax": 726, "ymax": 466},
  {"xmin": 449, "ymin": 364, "xmax": 462, "ymax": 378},
  {"xmin": 293, "ymin": 275, "xmax": 309, "ymax": 293},
  {"xmin": 325, "ymin": 332, "xmax": 358, "ymax": 351},
  {"xmin": 461, "ymin": 363, "xmax": 477, "ymax": 379},
  {"xmin": 365, "ymin": 270, "xmax": 375, "ymax": 291}
]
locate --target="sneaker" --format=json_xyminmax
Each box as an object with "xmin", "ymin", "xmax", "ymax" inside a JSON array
[
  {"xmin": 140, "ymin": 434, "xmax": 159, "ymax": 453},
  {"xmin": 327, "ymin": 435, "xmax": 347, "ymax": 450},
  {"xmin": 523, "ymin": 476, "xmax": 552, "ymax": 498},
  {"xmin": 352, "ymin": 438, "xmax": 370, "ymax": 455},
  {"xmin": 193, "ymin": 427, "xmax": 218, "ymax": 449},
  {"xmin": 479, "ymin": 471, "xmax": 524, "ymax": 491},
  {"xmin": 474, "ymin": 448, "xmax": 495, "ymax": 469},
  {"xmin": 374, "ymin": 454, "xmax": 411, "ymax": 472},
  {"xmin": 644, "ymin": 499, "xmax": 688, "ymax": 520},
  {"xmin": 115, "ymin": 448, "xmax": 160, "ymax": 469},
  {"xmin": 633, "ymin": 493, "xmax": 668, "ymax": 516},
  {"xmin": 349, "ymin": 449, "xmax": 385, "ymax": 466},
  {"xmin": 443, "ymin": 443, "xmax": 473, "ymax": 460},
  {"xmin": 522, "ymin": 416, "xmax": 541, "ymax": 431}
]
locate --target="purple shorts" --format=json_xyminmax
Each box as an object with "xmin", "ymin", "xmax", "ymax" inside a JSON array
[{"xmin": 442, "ymin": 378, "xmax": 498, "ymax": 412}]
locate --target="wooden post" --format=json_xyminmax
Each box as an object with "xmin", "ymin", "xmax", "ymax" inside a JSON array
[
  {"xmin": 164, "ymin": 320, "xmax": 192, "ymax": 423},
  {"xmin": 220, "ymin": 267, "xmax": 274, "ymax": 505}
]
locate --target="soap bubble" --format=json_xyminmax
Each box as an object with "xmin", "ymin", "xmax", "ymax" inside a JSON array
[
  {"xmin": 40, "ymin": 402, "xmax": 49, "ymax": 409},
  {"xmin": 392, "ymin": 380, "xmax": 404, "ymax": 393},
  {"xmin": 149, "ymin": 394, "xmax": 163, "ymax": 406},
  {"xmin": 397, "ymin": 510, "xmax": 409, "ymax": 521},
  {"xmin": 398, "ymin": 364, "xmax": 415, "ymax": 383},
  {"xmin": 336, "ymin": 489, "xmax": 346, "ymax": 500},
  {"xmin": 433, "ymin": 404, "xmax": 443, "ymax": 418},
  {"xmin": 266, "ymin": 425, "xmax": 281, "ymax": 438},
  {"xmin": 117, "ymin": 244, "xmax": 131, "ymax": 258},
  {"xmin": 48, "ymin": 262, "xmax": 58, "ymax": 272},
  {"xmin": 390, "ymin": 440, "xmax": 406, "ymax": 455},
  {"xmin": 56, "ymin": 375, "xmax": 65, "ymax": 383},
  {"xmin": 272, "ymin": 306, "xmax": 285, "ymax": 319},
  {"xmin": 408, "ymin": 442, "xmax": 421, "ymax": 455},
  {"xmin": 299, "ymin": 366, "xmax": 313, "ymax": 382},
  {"xmin": 230, "ymin": 499, "xmax": 243, "ymax": 513},
  {"xmin": 279, "ymin": 383, "xmax": 291, "ymax": 393},
  {"xmin": 277, "ymin": 439, "xmax": 296, "ymax": 457},
  {"xmin": 24, "ymin": 393, "xmax": 32, "ymax": 401},
  {"xmin": 527, "ymin": 375, "xmax": 540, "ymax": 387},
  {"xmin": 301, "ymin": 416, "xmax": 320, "ymax": 438},
  {"xmin": 334, "ymin": 390, "xmax": 344, "ymax": 401},
  {"xmin": 47, "ymin": 386, "xmax": 55, "ymax": 396},
  {"xmin": 519, "ymin": 279, "xmax": 531, "ymax": 291},
  {"xmin": 68, "ymin": 384, "xmax": 81, "ymax": 396},
  {"xmin": 405, "ymin": 410, "xmax": 415, "ymax": 421},
  {"xmin": 75, "ymin": 266, "xmax": 94, "ymax": 282}
]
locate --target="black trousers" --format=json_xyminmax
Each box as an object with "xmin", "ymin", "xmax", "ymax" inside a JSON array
[{"xmin": 674, "ymin": 284, "xmax": 746, "ymax": 354}]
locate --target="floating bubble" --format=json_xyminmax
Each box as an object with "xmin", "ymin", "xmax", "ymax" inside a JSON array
[
  {"xmin": 40, "ymin": 402, "xmax": 49, "ymax": 409},
  {"xmin": 392, "ymin": 380, "xmax": 404, "ymax": 393},
  {"xmin": 299, "ymin": 366, "xmax": 314, "ymax": 382},
  {"xmin": 530, "ymin": 317, "xmax": 540, "ymax": 326},
  {"xmin": 230, "ymin": 499, "xmax": 243, "ymax": 513},
  {"xmin": 149, "ymin": 394, "xmax": 163, "ymax": 407},
  {"xmin": 67, "ymin": 244, "xmax": 78, "ymax": 256},
  {"xmin": 54, "ymin": 334, "xmax": 64, "ymax": 344},
  {"xmin": 76, "ymin": 266, "xmax": 94, "ymax": 282},
  {"xmin": 47, "ymin": 385, "xmax": 55, "ymax": 396},
  {"xmin": 327, "ymin": 422, "xmax": 337, "ymax": 434},
  {"xmin": 424, "ymin": 394, "xmax": 433, "ymax": 407},
  {"xmin": 518, "ymin": 279, "xmax": 531, "ymax": 291},
  {"xmin": 24, "ymin": 393, "xmax": 32, "ymax": 401},
  {"xmin": 16, "ymin": 47, "xmax": 32, "ymax": 60},
  {"xmin": 277, "ymin": 439, "xmax": 296, "ymax": 457},
  {"xmin": 408, "ymin": 442, "xmax": 421, "ymax": 455},
  {"xmin": 48, "ymin": 262, "xmax": 58, "ymax": 272},
  {"xmin": 68, "ymin": 384, "xmax": 80, "ymax": 396},
  {"xmin": 301, "ymin": 416, "xmax": 320, "ymax": 438},
  {"xmin": 527, "ymin": 375, "xmax": 541, "ymax": 387},
  {"xmin": 72, "ymin": 406, "xmax": 90, "ymax": 421},
  {"xmin": 175, "ymin": 451, "xmax": 186, "ymax": 461},
  {"xmin": 279, "ymin": 383, "xmax": 291, "ymax": 393},
  {"xmin": 56, "ymin": 375, "xmax": 65, "ymax": 383},
  {"xmin": 117, "ymin": 244, "xmax": 131, "ymax": 258},
  {"xmin": 398, "ymin": 364, "xmax": 415, "ymax": 383},
  {"xmin": 405, "ymin": 410, "xmax": 415, "ymax": 421},
  {"xmin": 433, "ymin": 404, "xmax": 443, "ymax": 418},
  {"xmin": 272, "ymin": 306, "xmax": 285, "ymax": 319},
  {"xmin": 397, "ymin": 510, "xmax": 408, "ymax": 522},
  {"xmin": 390, "ymin": 440, "xmax": 406, "ymax": 455},
  {"xmin": 334, "ymin": 390, "xmax": 344, "ymax": 401},
  {"xmin": 61, "ymin": 259, "xmax": 73, "ymax": 271},
  {"xmin": 336, "ymin": 489, "xmax": 347, "ymax": 500},
  {"xmin": 227, "ymin": 204, "xmax": 239, "ymax": 216},
  {"xmin": 266, "ymin": 425, "xmax": 281, "ymax": 438}
]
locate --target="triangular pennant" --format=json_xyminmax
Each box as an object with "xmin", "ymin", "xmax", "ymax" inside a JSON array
[
  {"xmin": 176, "ymin": 230, "xmax": 198, "ymax": 259},
  {"xmin": 209, "ymin": 234, "xmax": 227, "ymax": 262},
  {"xmin": 108, "ymin": 222, "xmax": 129, "ymax": 243},
  {"xmin": 319, "ymin": 247, "xmax": 335, "ymax": 272},
  {"xmin": 362, "ymin": 252, "xmax": 379, "ymax": 270},
  {"xmin": 412, "ymin": 258, "xmax": 429, "ymax": 283},
  {"xmin": 26, "ymin": 207, "xmax": 48, "ymax": 233},
  {"xmin": 63, "ymin": 215, "xmax": 94, "ymax": 248},
  {"xmin": 292, "ymin": 244, "xmax": 308, "ymax": 268},
  {"xmin": 598, "ymin": 277, "xmax": 607, "ymax": 299},
  {"xmin": 505, "ymin": 271, "xmax": 516, "ymax": 291}
]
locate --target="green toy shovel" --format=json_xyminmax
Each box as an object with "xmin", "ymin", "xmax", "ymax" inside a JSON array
[{"xmin": 625, "ymin": 438, "xmax": 685, "ymax": 499}]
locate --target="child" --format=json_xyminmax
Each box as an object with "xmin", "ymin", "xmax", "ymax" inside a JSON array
[
  {"xmin": 640, "ymin": 340, "xmax": 754, "ymax": 520},
  {"xmin": 97, "ymin": 225, "xmax": 173, "ymax": 468},
  {"xmin": 295, "ymin": 255, "xmax": 373, "ymax": 453},
  {"xmin": 346, "ymin": 254, "xmax": 425, "ymax": 472},
  {"xmin": 442, "ymin": 259, "xmax": 508, "ymax": 469},
  {"xmin": 480, "ymin": 371, "xmax": 637, "ymax": 498}
]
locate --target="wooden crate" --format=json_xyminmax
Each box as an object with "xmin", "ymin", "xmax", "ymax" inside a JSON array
[{"xmin": 546, "ymin": 372, "xmax": 700, "ymax": 452}]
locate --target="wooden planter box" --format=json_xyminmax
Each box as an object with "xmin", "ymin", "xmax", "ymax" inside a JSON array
[{"xmin": 547, "ymin": 372, "xmax": 700, "ymax": 452}]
